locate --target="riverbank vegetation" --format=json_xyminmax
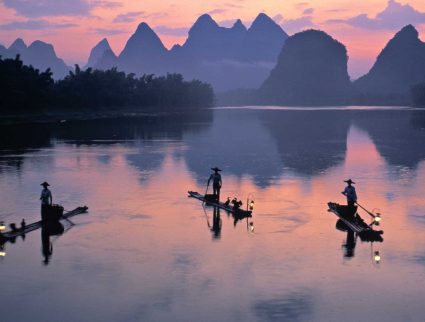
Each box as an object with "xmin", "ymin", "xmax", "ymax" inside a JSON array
[{"xmin": 0, "ymin": 56, "xmax": 214, "ymax": 114}]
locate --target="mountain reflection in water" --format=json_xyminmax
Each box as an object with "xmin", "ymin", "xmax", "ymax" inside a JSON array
[{"xmin": 0, "ymin": 108, "xmax": 424, "ymax": 322}]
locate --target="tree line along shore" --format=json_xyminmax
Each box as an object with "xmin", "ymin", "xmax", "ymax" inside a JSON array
[
  {"xmin": 2, "ymin": 52, "xmax": 425, "ymax": 117},
  {"xmin": 0, "ymin": 55, "xmax": 215, "ymax": 116}
]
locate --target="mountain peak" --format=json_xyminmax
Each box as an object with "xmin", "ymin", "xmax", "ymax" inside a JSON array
[
  {"xmin": 260, "ymin": 28, "xmax": 351, "ymax": 105},
  {"xmin": 28, "ymin": 40, "xmax": 57, "ymax": 57},
  {"xmin": 191, "ymin": 14, "xmax": 219, "ymax": 32},
  {"xmin": 131, "ymin": 22, "xmax": 166, "ymax": 50},
  {"xmin": 98, "ymin": 38, "xmax": 110, "ymax": 47},
  {"xmin": 355, "ymin": 24, "xmax": 425, "ymax": 96},
  {"xmin": 9, "ymin": 38, "xmax": 27, "ymax": 52},
  {"xmin": 29, "ymin": 40, "xmax": 54, "ymax": 50},
  {"xmin": 94, "ymin": 38, "xmax": 112, "ymax": 51},
  {"xmin": 86, "ymin": 38, "xmax": 114, "ymax": 68},
  {"xmin": 118, "ymin": 20, "xmax": 166, "ymax": 68},
  {"xmin": 198, "ymin": 14, "xmax": 217, "ymax": 25},
  {"xmin": 393, "ymin": 24, "xmax": 419, "ymax": 41},
  {"xmin": 251, "ymin": 13, "xmax": 274, "ymax": 28},
  {"xmin": 135, "ymin": 22, "xmax": 153, "ymax": 34},
  {"xmin": 381, "ymin": 24, "xmax": 422, "ymax": 54},
  {"xmin": 248, "ymin": 13, "xmax": 288, "ymax": 38},
  {"xmin": 232, "ymin": 19, "xmax": 247, "ymax": 32}
]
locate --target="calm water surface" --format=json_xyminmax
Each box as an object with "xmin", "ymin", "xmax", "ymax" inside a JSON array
[{"xmin": 1, "ymin": 108, "xmax": 425, "ymax": 322}]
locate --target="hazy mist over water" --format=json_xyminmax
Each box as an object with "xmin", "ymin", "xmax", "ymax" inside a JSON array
[{"xmin": 1, "ymin": 107, "xmax": 425, "ymax": 322}]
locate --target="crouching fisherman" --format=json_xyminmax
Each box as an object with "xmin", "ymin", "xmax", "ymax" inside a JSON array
[{"xmin": 40, "ymin": 181, "xmax": 52, "ymax": 221}]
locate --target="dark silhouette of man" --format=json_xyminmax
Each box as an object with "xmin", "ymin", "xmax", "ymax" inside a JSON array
[
  {"xmin": 207, "ymin": 167, "xmax": 222, "ymax": 202},
  {"xmin": 342, "ymin": 179, "xmax": 357, "ymax": 217},
  {"xmin": 40, "ymin": 182, "xmax": 52, "ymax": 221}
]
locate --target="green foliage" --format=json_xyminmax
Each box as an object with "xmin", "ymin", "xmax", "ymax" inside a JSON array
[
  {"xmin": 0, "ymin": 55, "xmax": 53, "ymax": 112},
  {"xmin": 0, "ymin": 57, "xmax": 214, "ymax": 114}
]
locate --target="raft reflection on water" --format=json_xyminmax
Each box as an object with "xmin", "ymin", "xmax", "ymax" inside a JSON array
[
  {"xmin": 336, "ymin": 219, "xmax": 382, "ymax": 264},
  {"xmin": 205, "ymin": 205, "xmax": 255, "ymax": 240},
  {"xmin": 0, "ymin": 219, "xmax": 73, "ymax": 264},
  {"xmin": 41, "ymin": 221, "xmax": 65, "ymax": 265},
  {"xmin": 208, "ymin": 207, "xmax": 222, "ymax": 240}
]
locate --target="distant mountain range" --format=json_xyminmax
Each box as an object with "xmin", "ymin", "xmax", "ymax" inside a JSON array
[
  {"xmin": 0, "ymin": 38, "xmax": 69, "ymax": 79},
  {"xmin": 2, "ymin": 14, "xmax": 425, "ymax": 105},
  {"xmin": 86, "ymin": 13, "xmax": 288, "ymax": 91},
  {"xmin": 221, "ymin": 24, "xmax": 425, "ymax": 106}
]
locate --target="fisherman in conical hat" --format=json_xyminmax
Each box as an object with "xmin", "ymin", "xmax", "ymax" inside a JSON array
[
  {"xmin": 342, "ymin": 179, "xmax": 357, "ymax": 214},
  {"xmin": 207, "ymin": 167, "xmax": 222, "ymax": 202},
  {"xmin": 40, "ymin": 181, "xmax": 52, "ymax": 221}
]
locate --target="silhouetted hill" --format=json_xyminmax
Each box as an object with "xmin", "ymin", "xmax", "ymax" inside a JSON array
[
  {"xmin": 259, "ymin": 30, "xmax": 351, "ymax": 105},
  {"xmin": 118, "ymin": 22, "xmax": 167, "ymax": 74},
  {"xmin": 90, "ymin": 14, "xmax": 288, "ymax": 91},
  {"xmin": 179, "ymin": 14, "xmax": 247, "ymax": 61},
  {"xmin": 25, "ymin": 41, "xmax": 69, "ymax": 78},
  {"xmin": 354, "ymin": 25, "xmax": 425, "ymax": 104},
  {"xmin": 173, "ymin": 13, "xmax": 288, "ymax": 91},
  {"xmin": 8, "ymin": 38, "xmax": 27, "ymax": 54},
  {"xmin": 240, "ymin": 13, "xmax": 288, "ymax": 62},
  {"xmin": 86, "ymin": 38, "xmax": 115, "ymax": 68},
  {"xmin": 181, "ymin": 14, "xmax": 223, "ymax": 59},
  {"xmin": 4, "ymin": 38, "xmax": 69, "ymax": 79},
  {"xmin": 0, "ymin": 44, "xmax": 7, "ymax": 57},
  {"xmin": 95, "ymin": 49, "xmax": 118, "ymax": 70}
]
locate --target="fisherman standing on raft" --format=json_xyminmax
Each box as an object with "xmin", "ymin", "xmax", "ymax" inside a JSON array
[
  {"xmin": 208, "ymin": 167, "xmax": 222, "ymax": 202},
  {"xmin": 342, "ymin": 179, "xmax": 357, "ymax": 214},
  {"xmin": 40, "ymin": 181, "xmax": 52, "ymax": 221}
]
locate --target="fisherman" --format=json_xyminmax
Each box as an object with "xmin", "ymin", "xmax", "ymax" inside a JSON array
[
  {"xmin": 342, "ymin": 179, "xmax": 357, "ymax": 216},
  {"xmin": 207, "ymin": 167, "xmax": 222, "ymax": 202},
  {"xmin": 40, "ymin": 181, "xmax": 52, "ymax": 221}
]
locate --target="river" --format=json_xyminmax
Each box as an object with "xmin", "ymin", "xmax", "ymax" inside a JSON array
[{"xmin": 0, "ymin": 107, "xmax": 424, "ymax": 322}]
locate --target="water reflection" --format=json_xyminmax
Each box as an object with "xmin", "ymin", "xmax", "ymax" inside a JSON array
[
  {"xmin": 41, "ymin": 221, "xmax": 65, "ymax": 265},
  {"xmin": 231, "ymin": 206, "xmax": 253, "ymax": 228},
  {"xmin": 353, "ymin": 110, "xmax": 425, "ymax": 169},
  {"xmin": 0, "ymin": 108, "xmax": 424, "ymax": 321},
  {"xmin": 0, "ymin": 112, "xmax": 213, "ymax": 174},
  {"xmin": 182, "ymin": 110, "xmax": 284, "ymax": 187},
  {"xmin": 337, "ymin": 220, "xmax": 357, "ymax": 258},
  {"xmin": 253, "ymin": 291, "xmax": 314, "ymax": 322},
  {"xmin": 0, "ymin": 218, "xmax": 75, "ymax": 265},
  {"xmin": 1, "ymin": 109, "xmax": 425, "ymax": 187},
  {"xmin": 208, "ymin": 207, "xmax": 222, "ymax": 239},
  {"xmin": 260, "ymin": 111, "xmax": 350, "ymax": 176}
]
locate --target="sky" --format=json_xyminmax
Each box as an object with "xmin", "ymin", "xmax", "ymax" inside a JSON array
[{"xmin": 1, "ymin": 0, "xmax": 425, "ymax": 78}]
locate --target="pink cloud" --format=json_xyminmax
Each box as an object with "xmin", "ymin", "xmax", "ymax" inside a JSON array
[
  {"xmin": 1, "ymin": 0, "xmax": 121, "ymax": 17},
  {"xmin": 328, "ymin": 0, "xmax": 425, "ymax": 30}
]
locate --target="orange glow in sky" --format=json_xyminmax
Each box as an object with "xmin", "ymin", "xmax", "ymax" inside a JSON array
[{"xmin": 1, "ymin": 0, "xmax": 425, "ymax": 78}]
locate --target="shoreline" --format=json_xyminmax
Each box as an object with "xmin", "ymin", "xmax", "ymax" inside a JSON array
[
  {"xmin": 1, "ymin": 105, "xmax": 424, "ymax": 125},
  {"xmin": 0, "ymin": 109, "xmax": 210, "ymax": 125}
]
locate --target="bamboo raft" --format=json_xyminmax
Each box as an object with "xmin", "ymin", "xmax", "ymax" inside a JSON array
[
  {"xmin": 0, "ymin": 206, "xmax": 88, "ymax": 243},
  {"xmin": 188, "ymin": 191, "xmax": 252, "ymax": 217},
  {"xmin": 327, "ymin": 202, "xmax": 383, "ymax": 242}
]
